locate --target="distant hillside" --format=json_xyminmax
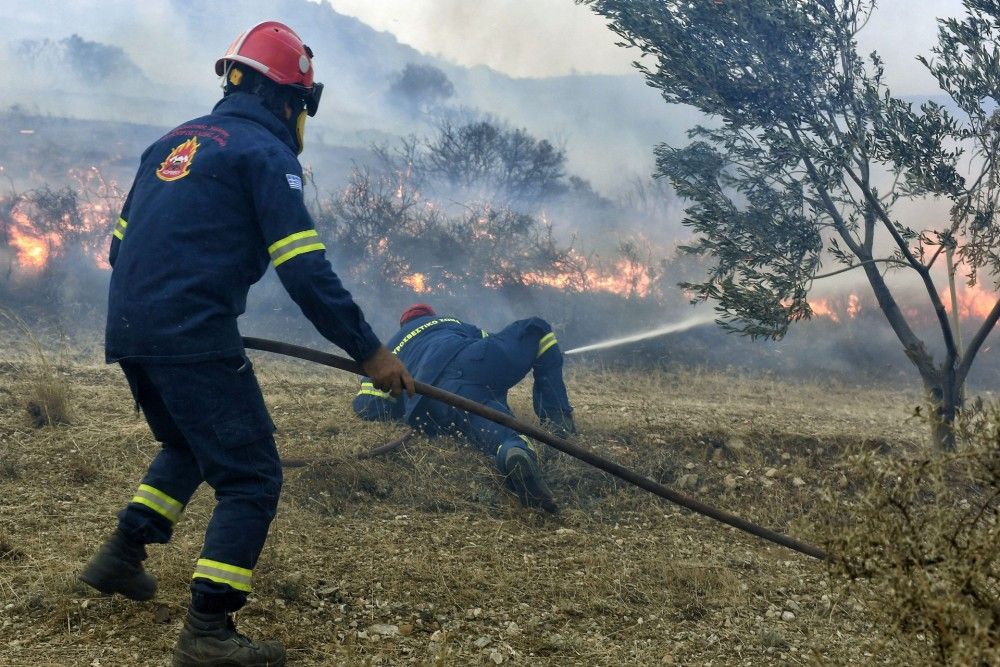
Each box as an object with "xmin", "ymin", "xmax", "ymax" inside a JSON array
[{"xmin": 0, "ymin": 0, "xmax": 690, "ymax": 191}]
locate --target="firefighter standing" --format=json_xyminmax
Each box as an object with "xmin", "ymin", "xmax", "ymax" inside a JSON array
[
  {"xmin": 353, "ymin": 304, "xmax": 576, "ymax": 513},
  {"xmin": 79, "ymin": 21, "xmax": 413, "ymax": 666}
]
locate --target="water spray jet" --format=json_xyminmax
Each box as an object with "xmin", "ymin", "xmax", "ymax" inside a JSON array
[{"xmin": 564, "ymin": 311, "xmax": 716, "ymax": 355}]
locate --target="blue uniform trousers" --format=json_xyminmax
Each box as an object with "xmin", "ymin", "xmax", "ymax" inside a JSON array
[
  {"xmin": 417, "ymin": 317, "xmax": 573, "ymax": 466},
  {"xmin": 115, "ymin": 357, "xmax": 282, "ymax": 613}
]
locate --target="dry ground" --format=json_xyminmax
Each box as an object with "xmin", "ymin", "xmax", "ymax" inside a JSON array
[{"xmin": 0, "ymin": 342, "xmax": 946, "ymax": 666}]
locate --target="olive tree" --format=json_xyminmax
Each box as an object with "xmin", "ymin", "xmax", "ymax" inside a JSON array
[{"xmin": 581, "ymin": 0, "xmax": 1000, "ymax": 448}]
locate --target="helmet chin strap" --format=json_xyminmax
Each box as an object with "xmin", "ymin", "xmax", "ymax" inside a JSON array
[{"xmin": 292, "ymin": 109, "xmax": 307, "ymax": 155}]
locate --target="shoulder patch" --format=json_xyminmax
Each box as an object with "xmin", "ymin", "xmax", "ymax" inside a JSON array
[
  {"xmin": 156, "ymin": 137, "xmax": 200, "ymax": 182},
  {"xmin": 286, "ymin": 174, "xmax": 303, "ymax": 191}
]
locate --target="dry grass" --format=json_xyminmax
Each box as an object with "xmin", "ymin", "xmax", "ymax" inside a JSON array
[
  {"xmin": 0, "ymin": 309, "xmax": 73, "ymax": 427},
  {"xmin": 0, "ymin": 339, "xmax": 993, "ymax": 665}
]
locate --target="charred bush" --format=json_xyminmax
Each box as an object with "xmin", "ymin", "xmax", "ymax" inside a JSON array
[
  {"xmin": 374, "ymin": 118, "xmax": 568, "ymax": 208},
  {"xmin": 387, "ymin": 63, "xmax": 455, "ymax": 117}
]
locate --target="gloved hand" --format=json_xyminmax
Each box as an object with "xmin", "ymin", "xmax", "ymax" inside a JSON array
[{"xmin": 362, "ymin": 346, "xmax": 415, "ymax": 398}]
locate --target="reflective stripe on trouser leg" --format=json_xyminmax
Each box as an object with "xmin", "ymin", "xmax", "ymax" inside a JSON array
[
  {"xmin": 193, "ymin": 558, "xmax": 252, "ymax": 592},
  {"xmin": 130, "ymin": 483, "xmax": 184, "ymax": 524}
]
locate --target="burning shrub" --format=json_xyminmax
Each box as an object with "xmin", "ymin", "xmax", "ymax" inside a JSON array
[
  {"xmin": 822, "ymin": 418, "xmax": 999, "ymax": 664},
  {"xmin": 322, "ymin": 163, "xmax": 572, "ymax": 293},
  {"xmin": 319, "ymin": 160, "xmax": 668, "ymax": 321},
  {"xmin": 0, "ymin": 179, "xmax": 120, "ymax": 321}
]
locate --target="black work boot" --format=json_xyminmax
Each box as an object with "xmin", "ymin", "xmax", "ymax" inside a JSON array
[
  {"xmin": 79, "ymin": 529, "xmax": 157, "ymax": 601},
  {"xmin": 502, "ymin": 447, "xmax": 559, "ymax": 514},
  {"xmin": 172, "ymin": 608, "xmax": 286, "ymax": 667},
  {"xmin": 541, "ymin": 413, "xmax": 577, "ymax": 440}
]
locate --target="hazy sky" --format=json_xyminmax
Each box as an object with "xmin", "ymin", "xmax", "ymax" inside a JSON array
[{"xmin": 322, "ymin": 0, "xmax": 967, "ymax": 93}]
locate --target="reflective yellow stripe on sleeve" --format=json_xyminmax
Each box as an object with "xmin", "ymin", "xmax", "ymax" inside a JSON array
[
  {"xmin": 131, "ymin": 483, "xmax": 183, "ymax": 524},
  {"xmin": 357, "ymin": 381, "xmax": 396, "ymax": 402},
  {"xmin": 192, "ymin": 558, "xmax": 253, "ymax": 592},
  {"xmin": 537, "ymin": 332, "xmax": 558, "ymax": 358},
  {"xmin": 268, "ymin": 229, "xmax": 326, "ymax": 267},
  {"xmin": 112, "ymin": 217, "xmax": 127, "ymax": 240}
]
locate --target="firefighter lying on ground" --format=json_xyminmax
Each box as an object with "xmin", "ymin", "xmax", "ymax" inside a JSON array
[
  {"xmin": 78, "ymin": 21, "xmax": 413, "ymax": 667},
  {"xmin": 352, "ymin": 303, "xmax": 576, "ymax": 513}
]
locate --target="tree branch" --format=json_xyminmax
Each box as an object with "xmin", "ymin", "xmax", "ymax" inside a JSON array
[
  {"xmin": 812, "ymin": 258, "xmax": 909, "ymax": 280},
  {"xmin": 842, "ymin": 162, "xmax": 959, "ymax": 362},
  {"xmin": 789, "ymin": 125, "xmax": 937, "ymax": 376},
  {"xmin": 956, "ymin": 296, "xmax": 1000, "ymax": 385}
]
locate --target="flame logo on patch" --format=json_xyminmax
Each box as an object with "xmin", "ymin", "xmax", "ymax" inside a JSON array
[{"xmin": 156, "ymin": 137, "xmax": 200, "ymax": 182}]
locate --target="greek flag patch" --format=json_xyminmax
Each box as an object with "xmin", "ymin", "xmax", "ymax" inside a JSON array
[{"xmin": 286, "ymin": 174, "xmax": 303, "ymax": 190}]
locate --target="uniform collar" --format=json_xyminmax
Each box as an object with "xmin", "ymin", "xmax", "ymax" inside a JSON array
[{"xmin": 212, "ymin": 92, "xmax": 297, "ymax": 153}]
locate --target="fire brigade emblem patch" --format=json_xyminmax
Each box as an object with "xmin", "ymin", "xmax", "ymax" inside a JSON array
[{"xmin": 156, "ymin": 137, "xmax": 200, "ymax": 182}]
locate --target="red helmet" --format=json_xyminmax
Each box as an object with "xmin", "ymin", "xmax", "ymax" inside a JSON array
[
  {"xmin": 400, "ymin": 303, "xmax": 436, "ymax": 326},
  {"xmin": 215, "ymin": 21, "xmax": 323, "ymax": 116}
]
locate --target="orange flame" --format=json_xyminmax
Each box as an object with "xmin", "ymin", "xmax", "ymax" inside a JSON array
[
  {"xmin": 7, "ymin": 208, "xmax": 61, "ymax": 271},
  {"xmin": 522, "ymin": 259, "xmax": 653, "ymax": 298},
  {"xmin": 808, "ymin": 297, "xmax": 840, "ymax": 323},
  {"xmin": 941, "ymin": 282, "xmax": 998, "ymax": 320},
  {"xmin": 402, "ymin": 272, "xmax": 430, "ymax": 293}
]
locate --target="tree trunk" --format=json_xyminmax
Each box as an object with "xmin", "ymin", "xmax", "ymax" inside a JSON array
[{"xmin": 925, "ymin": 368, "xmax": 962, "ymax": 451}]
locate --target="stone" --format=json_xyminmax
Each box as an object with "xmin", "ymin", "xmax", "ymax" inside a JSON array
[
  {"xmin": 781, "ymin": 611, "xmax": 796, "ymax": 622},
  {"xmin": 474, "ymin": 636, "xmax": 492, "ymax": 649},
  {"xmin": 765, "ymin": 468, "xmax": 778, "ymax": 478},
  {"xmin": 153, "ymin": 605, "xmax": 171, "ymax": 624},
  {"xmin": 792, "ymin": 477, "xmax": 806, "ymax": 487},
  {"xmin": 489, "ymin": 649, "xmax": 505, "ymax": 664},
  {"xmin": 506, "ymin": 621, "xmax": 521, "ymax": 636},
  {"xmin": 369, "ymin": 624, "xmax": 399, "ymax": 636}
]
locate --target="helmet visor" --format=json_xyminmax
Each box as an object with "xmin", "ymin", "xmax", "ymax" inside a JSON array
[{"xmin": 305, "ymin": 82, "xmax": 323, "ymax": 117}]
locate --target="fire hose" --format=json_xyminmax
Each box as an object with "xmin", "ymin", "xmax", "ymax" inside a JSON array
[
  {"xmin": 281, "ymin": 430, "xmax": 416, "ymax": 467},
  {"xmin": 243, "ymin": 336, "xmax": 828, "ymax": 561}
]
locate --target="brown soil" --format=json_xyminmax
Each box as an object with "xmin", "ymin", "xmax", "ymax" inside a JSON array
[{"xmin": 0, "ymin": 345, "xmax": 948, "ymax": 666}]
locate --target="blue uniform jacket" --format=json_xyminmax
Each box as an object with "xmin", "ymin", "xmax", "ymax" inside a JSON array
[
  {"xmin": 106, "ymin": 92, "xmax": 381, "ymax": 364},
  {"xmin": 355, "ymin": 315, "xmax": 484, "ymax": 422}
]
